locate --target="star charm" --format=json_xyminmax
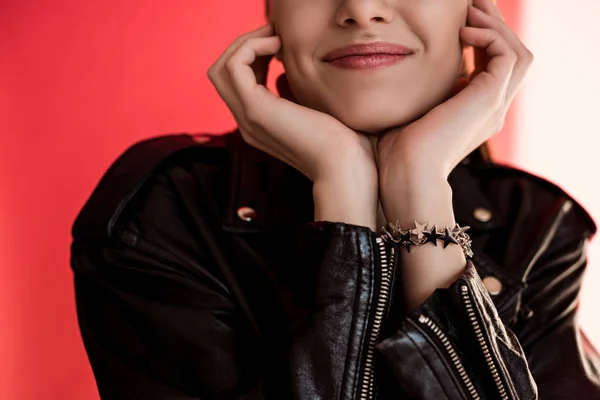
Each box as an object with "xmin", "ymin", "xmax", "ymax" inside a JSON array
[
  {"xmin": 381, "ymin": 223, "xmax": 399, "ymax": 244},
  {"xmin": 441, "ymin": 227, "xmax": 459, "ymax": 248},
  {"xmin": 451, "ymin": 223, "xmax": 470, "ymax": 237},
  {"xmin": 422, "ymin": 224, "xmax": 443, "ymax": 246},
  {"xmin": 399, "ymin": 229, "xmax": 417, "ymax": 252},
  {"xmin": 412, "ymin": 220, "xmax": 429, "ymax": 241}
]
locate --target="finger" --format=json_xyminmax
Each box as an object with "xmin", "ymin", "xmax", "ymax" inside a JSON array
[
  {"xmin": 212, "ymin": 35, "xmax": 280, "ymax": 123},
  {"xmin": 207, "ymin": 25, "xmax": 303, "ymax": 171},
  {"xmin": 469, "ymin": 0, "xmax": 502, "ymax": 75},
  {"xmin": 225, "ymin": 36, "xmax": 308, "ymax": 168},
  {"xmin": 227, "ymin": 35, "xmax": 282, "ymax": 104},
  {"xmin": 468, "ymin": 6, "xmax": 530, "ymax": 61},
  {"xmin": 472, "ymin": 0, "xmax": 504, "ymax": 21},
  {"xmin": 207, "ymin": 24, "xmax": 274, "ymax": 118},
  {"xmin": 467, "ymin": 6, "xmax": 533, "ymax": 103},
  {"xmin": 465, "ymin": 11, "xmax": 489, "ymax": 78},
  {"xmin": 459, "ymin": 26, "xmax": 516, "ymax": 104},
  {"xmin": 210, "ymin": 24, "xmax": 273, "ymax": 74}
]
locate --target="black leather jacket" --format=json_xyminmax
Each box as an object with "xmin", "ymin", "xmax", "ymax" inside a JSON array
[{"xmin": 70, "ymin": 130, "xmax": 600, "ymax": 399}]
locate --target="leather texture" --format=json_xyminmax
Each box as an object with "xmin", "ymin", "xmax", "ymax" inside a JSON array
[{"xmin": 70, "ymin": 130, "xmax": 600, "ymax": 399}]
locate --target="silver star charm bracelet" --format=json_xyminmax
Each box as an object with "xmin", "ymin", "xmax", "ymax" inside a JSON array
[{"xmin": 380, "ymin": 220, "xmax": 474, "ymax": 259}]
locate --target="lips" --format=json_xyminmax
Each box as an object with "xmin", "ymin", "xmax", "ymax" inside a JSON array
[{"xmin": 322, "ymin": 42, "xmax": 416, "ymax": 62}]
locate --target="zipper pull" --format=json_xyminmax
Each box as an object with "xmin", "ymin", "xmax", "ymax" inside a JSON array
[{"xmin": 519, "ymin": 305, "xmax": 534, "ymax": 320}]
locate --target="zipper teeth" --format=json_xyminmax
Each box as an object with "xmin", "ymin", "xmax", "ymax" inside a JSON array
[
  {"xmin": 360, "ymin": 237, "xmax": 393, "ymax": 400},
  {"xmin": 418, "ymin": 314, "xmax": 482, "ymax": 400},
  {"xmin": 460, "ymin": 284, "xmax": 510, "ymax": 400}
]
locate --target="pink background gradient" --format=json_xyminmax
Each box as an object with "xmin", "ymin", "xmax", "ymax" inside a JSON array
[{"xmin": 0, "ymin": 1, "xmax": 597, "ymax": 398}]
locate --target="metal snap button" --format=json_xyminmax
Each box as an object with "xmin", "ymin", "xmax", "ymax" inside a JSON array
[
  {"xmin": 482, "ymin": 276, "xmax": 503, "ymax": 296},
  {"xmin": 192, "ymin": 135, "xmax": 212, "ymax": 144},
  {"xmin": 473, "ymin": 207, "xmax": 493, "ymax": 223},
  {"xmin": 237, "ymin": 206, "xmax": 256, "ymax": 222}
]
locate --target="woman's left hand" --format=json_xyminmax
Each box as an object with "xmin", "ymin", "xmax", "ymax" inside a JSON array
[{"xmin": 376, "ymin": 0, "xmax": 533, "ymax": 188}]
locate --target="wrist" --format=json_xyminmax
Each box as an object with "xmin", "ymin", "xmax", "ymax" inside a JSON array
[
  {"xmin": 314, "ymin": 135, "xmax": 376, "ymax": 182},
  {"xmin": 380, "ymin": 176, "xmax": 455, "ymax": 228},
  {"xmin": 313, "ymin": 167, "xmax": 378, "ymax": 231},
  {"xmin": 380, "ymin": 163, "xmax": 448, "ymax": 189}
]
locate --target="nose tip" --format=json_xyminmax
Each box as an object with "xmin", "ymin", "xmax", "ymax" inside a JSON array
[
  {"xmin": 340, "ymin": 15, "xmax": 388, "ymax": 27},
  {"xmin": 336, "ymin": 1, "xmax": 394, "ymax": 28}
]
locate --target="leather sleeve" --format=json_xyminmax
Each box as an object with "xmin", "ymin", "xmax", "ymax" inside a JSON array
[
  {"xmin": 375, "ymin": 260, "xmax": 539, "ymax": 399},
  {"xmin": 375, "ymin": 210, "xmax": 600, "ymax": 399},
  {"xmin": 288, "ymin": 221, "xmax": 385, "ymax": 399},
  {"xmin": 71, "ymin": 236, "xmax": 261, "ymax": 400},
  {"xmin": 70, "ymin": 160, "xmax": 384, "ymax": 399}
]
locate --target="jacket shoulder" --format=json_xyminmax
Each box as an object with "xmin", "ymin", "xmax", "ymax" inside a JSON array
[
  {"xmin": 71, "ymin": 132, "xmax": 229, "ymax": 240},
  {"xmin": 477, "ymin": 162, "xmax": 597, "ymax": 238}
]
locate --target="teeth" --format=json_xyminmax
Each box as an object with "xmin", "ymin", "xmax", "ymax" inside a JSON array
[
  {"xmin": 460, "ymin": 283, "xmax": 510, "ymax": 400},
  {"xmin": 360, "ymin": 237, "xmax": 394, "ymax": 400},
  {"xmin": 418, "ymin": 314, "xmax": 481, "ymax": 400}
]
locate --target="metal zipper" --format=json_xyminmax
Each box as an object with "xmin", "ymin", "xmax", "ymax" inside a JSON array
[
  {"xmin": 417, "ymin": 314, "xmax": 481, "ymax": 400},
  {"xmin": 460, "ymin": 283, "xmax": 511, "ymax": 400},
  {"xmin": 357, "ymin": 241, "xmax": 509, "ymax": 400},
  {"xmin": 359, "ymin": 236, "xmax": 394, "ymax": 400}
]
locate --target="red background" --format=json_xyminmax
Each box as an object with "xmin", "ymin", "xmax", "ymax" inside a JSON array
[{"xmin": 0, "ymin": 1, "xmax": 519, "ymax": 398}]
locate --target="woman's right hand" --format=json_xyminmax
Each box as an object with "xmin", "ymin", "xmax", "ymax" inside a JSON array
[
  {"xmin": 207, "ymin": 23, "xmax": 376, "ymax": 183},
  {"xmin": 207, "ymin": 24, "xmax": 379, "ymax": 228}
]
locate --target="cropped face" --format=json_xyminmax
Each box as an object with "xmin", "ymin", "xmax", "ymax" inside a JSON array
[{"xmin": 268, "ymin": 0, "xmax": 471, "ymax": 134}]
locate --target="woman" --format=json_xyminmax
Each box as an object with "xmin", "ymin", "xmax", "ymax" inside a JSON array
[{"xmin": 70, "ymin": 0, "xmax": 600, "ymax": 398}]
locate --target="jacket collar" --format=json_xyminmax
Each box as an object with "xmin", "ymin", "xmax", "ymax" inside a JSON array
[{"xmin": 221, "ymin": 130, "xmax": 505, "ymax": 233}]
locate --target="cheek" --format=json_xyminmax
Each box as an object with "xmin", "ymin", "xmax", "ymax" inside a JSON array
[
  {"xmin": 418, "ymin": 13, "xmax": 466, "ymax": 77},
  {"xmin": 274, "ymin": 3, "xmax": 328, "ymax": 67},
  {"xmin": 276, "ymin": 15, "xmax": 330, "ymax": 104},
  {"xmin": 280, "ymin": 29, "xmax": 319, "ymax": 66},
  {"xmin": 412, "ymin": 0, "xmax": 468, "ymax": 51}
]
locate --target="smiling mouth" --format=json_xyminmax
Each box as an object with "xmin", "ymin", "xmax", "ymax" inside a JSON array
[
  {"xmin": 326, "ymin": 53, "xmax": 413, "ymax": 70},
  {"xmin": 323, "ymin": 42, "xmax": 415, "ymax": 61},
  {"xmin": 322, "ymin": 42, "xmax": 416, "ymax": 70}
]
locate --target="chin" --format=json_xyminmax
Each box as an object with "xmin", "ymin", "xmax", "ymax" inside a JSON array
[{"xmin": 325, "ymin": 100, "xmax": 420, "ymax": 135}]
